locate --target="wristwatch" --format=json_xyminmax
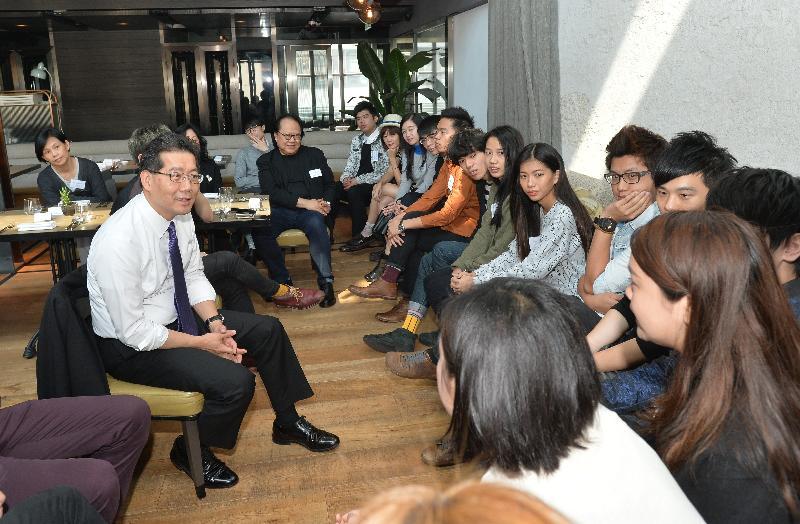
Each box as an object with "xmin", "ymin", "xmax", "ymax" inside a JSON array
[
  {"xmin": 593, "ymin": 216, "xmax": 617, "ymax": 234},
  {"xmin": 204, "ymin": 313, "xmax": 225, "ymax": 330},
  {"xmin": 397, "ymin": 221, "xmax": 406, "ymax": 234}
]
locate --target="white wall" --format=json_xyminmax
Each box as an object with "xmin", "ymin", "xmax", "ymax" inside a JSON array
[
  {"xmin": 452, "ymin": 3, "xmax": 489, "ymax": 130},
  {"xmin": 558, "ymin": 0, "xmax": 800, "ymax": 177}
]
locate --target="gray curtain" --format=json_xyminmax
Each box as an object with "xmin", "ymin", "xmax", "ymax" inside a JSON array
[{"xmin": 488, "ymin": 0, "xmax": 561, "ymax": 148}]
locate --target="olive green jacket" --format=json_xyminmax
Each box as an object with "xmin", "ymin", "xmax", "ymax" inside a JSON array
[{"xmin": 453, "ymin": 183, "xmax": 515, "ymax": 271}]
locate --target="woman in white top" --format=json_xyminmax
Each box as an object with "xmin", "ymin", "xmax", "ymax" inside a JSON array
[
  {"xmin": 435, "ymin": 278, "xmax": 703, "ymax": 524},
  {"xmin": 451, "ymin": 142, "xmax": 593, "ymax": 297}
]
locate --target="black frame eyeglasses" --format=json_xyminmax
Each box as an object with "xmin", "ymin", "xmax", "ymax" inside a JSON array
[
  {"xmin": 603, "ymin": 171, "xmax": 651, "ymax": 185},
  {"xmin": 152, "ymin": 171, "xmax": 203, "ymax": 184},
  {"xmin": 277, "ymin": 131, "xmax": 302, "ymax": 141}
]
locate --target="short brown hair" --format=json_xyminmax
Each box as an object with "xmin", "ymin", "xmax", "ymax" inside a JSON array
[{"xmin": 604, "ymin": 125, "xmax": 667, "ymax": 171}]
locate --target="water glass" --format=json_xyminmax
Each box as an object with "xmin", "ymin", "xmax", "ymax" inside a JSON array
[
  {"xmin": 219, "ymin": 187, "xmax": 234, "ymax": 215},
  {"xmin": 260, "ymin": 195, "xmax": 271, "ymax": 216},
  {"xmin": 24, "ymin": 198, "xmax": 42, "ymax": 215},
  {"xmin": 76, "ymin": 201, "xmax": 89, "ymax": 223}
]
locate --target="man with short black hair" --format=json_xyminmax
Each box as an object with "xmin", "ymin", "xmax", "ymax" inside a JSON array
[
  {"xmin": 251, "ymin": 114, "xmax": 336, "ymax": 307},
  {"xmin": 334, "ymin": 101, "xmax": 388, "ymax": 241},
  {"xmin": 88, "ymin": 133, "xmax": 339, "ymax": 490}
]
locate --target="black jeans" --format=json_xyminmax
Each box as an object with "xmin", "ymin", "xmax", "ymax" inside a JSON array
[
  {"xmin": 99, "ymin": 310, "xmax": 313, "ymax": 449},
  {"xmin": 387, "ymin": 220, "xmax": 468, "ymax": 297},
  {"xmin": 202, "ymin": 250, "xmax": 280, "ymax": 314},
  {"xmin": 333, "ymin": 181, "xmax": 375, "ymax": 237}
]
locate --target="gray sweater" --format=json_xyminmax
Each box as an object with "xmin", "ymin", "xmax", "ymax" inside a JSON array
[{"xmin": 234, "ymin": 144, "xmax": 270, "ymax": 191}]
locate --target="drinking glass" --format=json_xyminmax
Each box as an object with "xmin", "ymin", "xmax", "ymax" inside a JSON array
[
  {"xmin": 260, "ymin": 195, "xmax": 271, "ymax": 216},
  {"xmin": 76, "ymin": 201, "xmax": 89, "ymax": 223},
  {"xmin": 23, "ymin": 198, "xmax": 42, "ymax": 215},
  {"xmin": 219, "ymin": 187, "xmax": 234, "ymax": 216}
]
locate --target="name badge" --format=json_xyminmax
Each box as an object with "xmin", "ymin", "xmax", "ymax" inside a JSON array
[
  {"xmin": 371, "ymin": 147, "xmax": 379, "ymax": 163},
  {"xmin": 491, "ymin": 203, "xmax": 498, "ymax": 216},
  {"xmin": 34, "ymin": 211, "xmax": 52, "ymax": 222},
  {"xmin": 69, "ymin": 179, "xmax": 86, "ymax": 191},
  {"xmin": 447, "ymin": 174, "xmax": 455, "ymax": 192},
  {"xmin": 309, "ymin": 168, "xmax": 322, "ymax": 179}
]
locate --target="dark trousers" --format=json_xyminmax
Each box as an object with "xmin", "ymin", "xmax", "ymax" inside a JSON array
[
  {"xmin": 1, "ymin": 486, "xmax": 104, "ymax": 524},
  {"xmin": 99, "ymin": 310, "xmax": 313, "ymax": 450},
  {"xmin": 0, "ymin": 395, "xmax": 151, "ymax": 523},
  {"xmin": 388, "ymin": 223, "xmax": 468, "ymax": 298},
  {"xmin": 250, "ymin": 228, "xmax": 293, "ymax": 286},
  {"xmin": 255, "ymin": 207, "xmax": 333, "ymax": 289},
  {"xmin": 333, "ymin": 181, "xmax": 375, "ymax": 237},
  {"xmin": 203, "ymin": 250, "xmax": 280, "ymax": 314}
]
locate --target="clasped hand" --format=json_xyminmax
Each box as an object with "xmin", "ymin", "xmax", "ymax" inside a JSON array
[
  {"xmin": 450, "ymin": 268, "xmax": 475, "ymax": 294},
  {"xmin": 201, "ymin": 323, "xmax": 245, "ymax": 364}
]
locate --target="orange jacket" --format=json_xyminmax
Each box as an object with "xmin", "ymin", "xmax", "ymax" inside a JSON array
[{"xmin": 405, "ymin": 160, "xmax": 480, "ymax": 238}]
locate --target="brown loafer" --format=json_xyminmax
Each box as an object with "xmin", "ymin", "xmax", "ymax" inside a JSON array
[
  {"xmin": 421, "ymin": 435, "xmax": 458, "ymax": 467},
  {"xmin": 375, "ymin": 297, "xmax": 409, "ymax": 322},
  {"xmin": 273, "ymin": 287, "xmax": 325, "ymax": 309},
  {"xmin": 386, "ymin": 349, "xmax": 436, "ymax": 379},
  {"xmin": 347, "ymin": 278, "xmax": 397, "ymax": 300}
]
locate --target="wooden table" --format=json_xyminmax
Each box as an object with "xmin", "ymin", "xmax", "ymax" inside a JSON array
[{"xmin": 0, "ymin": 205, "xmax": 111, "ymax": 283}]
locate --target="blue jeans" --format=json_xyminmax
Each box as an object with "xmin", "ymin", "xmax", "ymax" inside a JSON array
[
  {"xmin": 252, "ymin": 207, "xmax": 333, "ymax": 289},
  {"xmin": 411, "ymin": 241, "xmax": 467, "ymax": 305},
  {"xmin": 599, "ymin": 352, "xmax": 678, "ymax": 414}
]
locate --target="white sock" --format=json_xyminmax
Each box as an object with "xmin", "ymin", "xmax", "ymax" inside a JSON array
[
  {"xmin": 245, "ymin": 233, "xmax": 255, "ymax": 249},
  {"xmin": 361, "ymin": 223, "xmax": 374, "ymax": 238}
]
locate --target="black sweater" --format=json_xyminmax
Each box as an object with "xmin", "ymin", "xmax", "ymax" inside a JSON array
[
  {"xmin": 257, "ymin": 145, "xmax": 335, "ymax": 208},
  {"xmin": 37, "ymin": 157, "xmax": 112, "ymax": 207}
]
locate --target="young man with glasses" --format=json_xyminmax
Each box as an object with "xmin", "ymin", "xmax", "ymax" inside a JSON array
[
  {"xmin": 88, "ymin": 133, "xmax": 339, "ymax": 491},
  {"xmin": 251, "ymin": 114, "xmax": 336, "ymax": 307},
  {"xmin": 578, "ymin": 125, "xmax": 667, "ymax": 314}
]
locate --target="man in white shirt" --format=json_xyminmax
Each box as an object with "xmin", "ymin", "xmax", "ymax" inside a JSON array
[{"xmin": 87, "ymin": 133, "xmax": 339, "ymax": 489}]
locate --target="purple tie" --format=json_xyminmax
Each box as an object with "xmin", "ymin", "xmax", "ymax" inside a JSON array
[{"xmin": 167, "ymin": 221, "xmax": 198, "ymax": 335}]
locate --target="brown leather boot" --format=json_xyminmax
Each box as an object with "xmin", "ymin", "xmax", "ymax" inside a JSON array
[
  {"xmin": 385, "ymin": 349, "xmax": 436, "ymax": 379},
  {"xmin": 347, "ymin": 278, "xmax": 397, "ymax": 300},
  {"xmin": 375, "ymin": 297, "xmax": 409, "ymax": 322},
  {"xmin": 421, "ymin": 435, "xmax": 458, "ymax": 467}
]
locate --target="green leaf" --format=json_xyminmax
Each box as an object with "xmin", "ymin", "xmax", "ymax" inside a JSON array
[
  {"xmin": 408, "ymin": 79, "xmax": 427, "ymax": 91},
  {"xmin": 356, "ymin": 43, "xmax": 385, "ymax": 92},
  {"xmin": 405, "ymin": 51, "xmax": 433, "ymax": 72},
  {"xmin": 417, "ymin": 88, "xmax": 442, "ymax": 102},
  {"xmin": 431, "ymin": 76, "xmax": 447, "ymax": 99},
  {"xmin": 385, "ymin": 48, "xmax": 410, "ymax": 95},
  {"xmin": 368, "ymin": 84, "xmax": 387, "ymax": 115}
]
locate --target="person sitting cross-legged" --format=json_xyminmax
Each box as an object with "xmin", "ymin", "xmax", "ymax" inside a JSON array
[
  {"xmin": 87, "ymin": 133, "xmax": 339, "ymax": 490},
  {"xmin": 251, "ymin": 114, "xmax": 337, "ymax": 307}
]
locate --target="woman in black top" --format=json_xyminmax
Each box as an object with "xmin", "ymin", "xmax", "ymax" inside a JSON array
[
  {"xmin": 629, "ymin": 211, "xmax": 800, "ymax": 523},
  {"xmin": 175, "ymin": 123, "xmax": 222, "ymax": 194},
  {"xmin": 35, "ymin": 128, "xmax": 112, "ymax": 207}
]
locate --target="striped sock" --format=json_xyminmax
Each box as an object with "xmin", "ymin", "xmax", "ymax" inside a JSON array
[
  {"xmin": 273, "ymin": 284, "xmax": 290, "ymax": 297},
  {"xmin": 407, "ymin": 301, "xmax": 427, "ymax": 320},
  {"xmin": 402, "ymin": 314, "xmax": 421, "ymax": 334}
]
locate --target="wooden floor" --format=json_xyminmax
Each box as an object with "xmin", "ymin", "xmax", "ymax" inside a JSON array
[{"xmin": 0, "ymin": 244, "xmax": 480, "ymax": 523}]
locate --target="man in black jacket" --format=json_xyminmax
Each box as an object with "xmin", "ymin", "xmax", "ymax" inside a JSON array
[{"xmin": 252, "ymin": 114, "xmax": 337, "ymax": 307}]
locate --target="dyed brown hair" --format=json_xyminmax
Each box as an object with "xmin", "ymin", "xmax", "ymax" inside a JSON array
[
  {"xmin": 632, "ymin": 210, "xmax": 800, "ymax": 514},
  {"xmin": 604, "ymin": 124, "xmax": 667, "ymax": 171}
]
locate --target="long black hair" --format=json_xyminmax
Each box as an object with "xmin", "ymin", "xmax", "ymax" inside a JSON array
[
  {"xmin": 400, "ymin": 112, "xmax": 426, "ymax": 180},
  {"xmin": 509, "ymin": 143, "xmax": 593, "ymax": 259},
  {"xmin": 440, "ymin": 278, "xmax": 600, "ymax": 474},
  {"xmin": 175, "ymin": 122, "xmax": 210, "ymax": 160},
  {"xmin": 483, "ymin": 125, "xmax": 525, "ymax": 228}
]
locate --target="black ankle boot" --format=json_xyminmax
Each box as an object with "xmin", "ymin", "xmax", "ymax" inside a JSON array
[
  {"xmin": 319, "ymin": 282, "xmax": 336, "ymax": 308},
  {"xmin": 364, "ymin": 257, "xmax": 386, "ymax": 282}
]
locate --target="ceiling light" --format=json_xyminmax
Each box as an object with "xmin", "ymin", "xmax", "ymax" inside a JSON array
[
  {"xmin": 16, "ymin": 23, "xmax": 29, "ymax": 28},
  {"xmin": 116, "ymin": 21, "xmax": 128, "ymax": 26},
  {"xmin": 346, "ymin": 0, "xmax": 367, "ymax": 10},
  {"xmin": 359, "ymin": 2, "xmax": 382, "ymax": 25},
  {"xmin": 235, "ymin": 19, "xmax": 246, "ymax": 23}
]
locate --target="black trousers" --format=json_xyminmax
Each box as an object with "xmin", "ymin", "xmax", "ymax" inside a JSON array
[
  {"xmin": 202, "ymin": 250, "xmax": 280, "ymax": 314},
  {"xmin": 1, "ymin": 486, "xmax": 104, "ymax": 524},
  {"xmin": 387, "ymin": 223, "xmax": 468, "ymax": 298},
  {"xmin": 333, "ymin": 181, "xmax": 375, "ymax": 237},
  {"xmin": 99, "ymin": 310, "xmax": 313, "ymax": 450}
]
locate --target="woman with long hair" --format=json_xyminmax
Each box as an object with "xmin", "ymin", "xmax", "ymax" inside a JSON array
[
  {"xmin": 175, "ymin": 122, "xmax": 222, "ymax": 194},
  {"xmin": 629, "ymin": 210, "xmax": 800, "ymax": 522},
  {"xmin": 450, "ymin": 142, "xmax": 593, "ymax": 297},
  {"xmin": 35, "ymin": 127, "xmax": 112, "ymax": 207},
  {"xmin": 436, "ymin": 278, "xmax": 702, "ymax": 523}
]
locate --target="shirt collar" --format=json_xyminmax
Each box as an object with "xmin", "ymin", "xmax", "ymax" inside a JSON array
[
  {"xmin": 624, "ymin": 201, "xmax": 660, "ymax": 230},
  {"xmin": 363, "ymin": 128, "xmax": 380, "ymax": 145},
  {"xmin": 132, "ymin": 192, "xmax": 173, "ymax": 238}
]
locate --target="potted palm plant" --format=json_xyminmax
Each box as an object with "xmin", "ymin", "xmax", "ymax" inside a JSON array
[{"xmin": 59, "ymin": 187, "xmax": 76, "ymax": 216}]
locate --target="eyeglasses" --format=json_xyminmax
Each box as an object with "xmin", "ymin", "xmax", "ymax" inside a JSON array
[
  {"xmin": 277, "ymin": 132, "xmax": 302, "ymax": 141},
  {"xmin": 152, "ymin": 170, "xmax": 203, "ymax": 184},
  {"xmin": 603, "ymin": 171, "xmax": 651, "ymax": 185}
]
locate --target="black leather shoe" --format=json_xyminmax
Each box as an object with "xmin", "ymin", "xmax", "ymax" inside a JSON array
[
  {"xmin": 418, "ymin": 330, "xmax": 439, "ymax": 347},
  {"xmin": 363, "ymin": 328, "xmax": 417, "ymax": 353},
  {"xmin": 364, "ymin": 258, "xmax": 385, "ymax": 282},
  {"xmin": 319, "ymin": 282, "xmax": 336, "ymax": 308},
  {"xmin": 170, "ymin": 435, "xmax": 239, "ymax": 489},
  {"xmin": 272, "ymin": 416, "xmax": 340, "ymax": 452},
  {"xmin": 339, "ymin": 235, "xmax": 380, "ymax": 252}
]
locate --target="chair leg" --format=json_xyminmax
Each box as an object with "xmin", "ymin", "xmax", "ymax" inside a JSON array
[{"xmin": 181, "ymin": 419, "xmax": 206, "ymax": 499}]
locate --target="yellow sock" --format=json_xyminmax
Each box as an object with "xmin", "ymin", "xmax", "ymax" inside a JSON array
[
  {"xmin": 402, "ymin": 314, "xmax": 421, "ymax": 334},
  {"xmin": 273, "ymin": 284, "xmax": 290, "ymax": 297}
]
